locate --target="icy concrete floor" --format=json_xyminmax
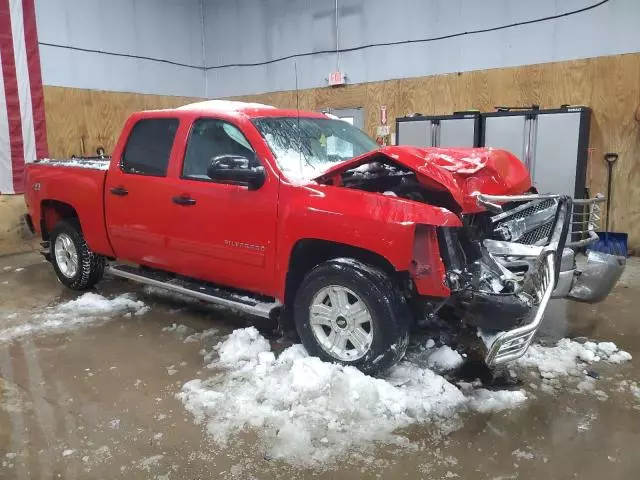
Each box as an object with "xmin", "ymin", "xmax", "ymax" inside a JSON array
[{"xmin": 0, "ymin": 253, "xmax": 639, "ymax": 479}]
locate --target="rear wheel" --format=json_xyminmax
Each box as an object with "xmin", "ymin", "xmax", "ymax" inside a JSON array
[
  {"xmin": 50, "ymin": 220, "xmax": 105, "ymax": 290},
  {"xmin": 293, "ymin": 258, "xmax": 410, "ymax": 375}
]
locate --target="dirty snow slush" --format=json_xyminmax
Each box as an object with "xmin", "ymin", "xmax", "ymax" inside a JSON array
[
  {"xmin": 177, "ymin": 327, "xmax": 633, "ymax": 466},
  {"xmin": 177, "ymin": 327, "xmax": 525, "ymax": 466},
  {"xmin": 0, "ymin": 292, "xmax": 148, "ymax": 342},
  {"xmin": 0, "ymin": 291, "xmax": 632, "ymax": 468}
]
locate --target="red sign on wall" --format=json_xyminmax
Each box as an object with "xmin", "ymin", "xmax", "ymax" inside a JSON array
[
  {"xmin": 380, "ymin": 105, "xmax": 388, "ymax": 126},
  {"xmin": 328, "ymin": 71, "xmax": 346, "ymax": 86}
]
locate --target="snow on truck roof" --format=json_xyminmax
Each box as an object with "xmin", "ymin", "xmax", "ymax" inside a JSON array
[
  {"xmin": 177, "ymin": 100, "xmax": 276, "ymax": 112},
  {"xmin": 138, "ymin": 100, "xmax": 328, "ymax": 119},
  {"xmin": 170, "ymin": 99, "xmax": 328, "ymax": 119}
]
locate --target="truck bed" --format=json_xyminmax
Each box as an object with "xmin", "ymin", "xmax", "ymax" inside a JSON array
[{"xmin": 25, "ymin": 158, "xmax": 114, "ymax": 257}]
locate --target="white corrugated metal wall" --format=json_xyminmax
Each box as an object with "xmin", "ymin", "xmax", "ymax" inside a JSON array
[
  {"xmin": 35, "ymin": 0, "xmax": 205, "ymax": 97},
  {"xmin": 32, "ymin": 0, "xmax": 640, "ymax": 98},
  {"xmin": 204, "ymin": 0, "xmax": 640, "ymax": 98}
]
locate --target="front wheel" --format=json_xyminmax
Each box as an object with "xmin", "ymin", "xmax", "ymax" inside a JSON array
[
  {"xmin": 50, "ymin": 219, "xmax": 105, "ymax": 290},
  {"xmin": 293, "ymin": 258, "xmax": 410, "ymax": 376}
]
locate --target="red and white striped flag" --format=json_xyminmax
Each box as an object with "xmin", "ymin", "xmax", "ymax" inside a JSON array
[{"xmin": 0, "ymin": 0, "xmax": 47, "ymax": 194}]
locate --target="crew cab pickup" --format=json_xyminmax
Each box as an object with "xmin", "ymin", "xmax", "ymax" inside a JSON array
[{"xmin": 23, "ymin": 100, "xmax": 625, "ymax": 374}]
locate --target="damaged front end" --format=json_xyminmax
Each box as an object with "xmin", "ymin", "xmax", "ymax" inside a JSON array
[
  {"xmin": 314, "ymin": 150, "xmax": 624, "ymax": 367},
  {"xmin": 441, "ymin": 193, "xmax": 625, "ymax": 366},
  {"xmin": 440, "ymin": 194, "xmax": 569, "ymax": 366}
]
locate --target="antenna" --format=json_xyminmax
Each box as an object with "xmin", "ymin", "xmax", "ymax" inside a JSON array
[
  {"xmin": 294, "ymin": 61, "xmax": 300, "ymax": 113},
  {"xmin": 294, "ymin": 61, "xmax": 302, "ymax": 177}
]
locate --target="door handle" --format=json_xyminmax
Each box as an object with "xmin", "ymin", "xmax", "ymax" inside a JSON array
[
  {"xmin": 172, "ymin": 195, "xmax": 196, "ymax": 206},
  {"xmin": 110, "ymin": 186, "xmax": 128, "ymax": 196}
]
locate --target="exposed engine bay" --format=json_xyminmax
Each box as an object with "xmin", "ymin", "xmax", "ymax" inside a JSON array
[{"xmin": 321, "ymin": 159, "xmax": 463, "ymax": 213}]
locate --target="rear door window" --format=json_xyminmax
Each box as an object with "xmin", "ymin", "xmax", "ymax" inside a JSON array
[{"xmin": 121, "ymin": 118, "xmax": 179, "ymax": 176}]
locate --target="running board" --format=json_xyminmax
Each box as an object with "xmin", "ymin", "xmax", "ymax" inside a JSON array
[{"xmin": 106, "ymin": 264, "xmax": 280, "ymax": 319}]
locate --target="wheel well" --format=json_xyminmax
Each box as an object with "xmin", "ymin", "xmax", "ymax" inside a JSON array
[
  {"xmin": 40, "ymin": 200, "xmax": 79, "ymax": 240},
  {"xmin": 284, "ymin": 239, "xmax": 405, "ymax": 308}
]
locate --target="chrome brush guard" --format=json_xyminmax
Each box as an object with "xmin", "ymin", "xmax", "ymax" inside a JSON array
[
  {"xmin": 485, "ymin": 251, "xmax": 555, "ymax": 365},
  {"xmin": 568, "ymin": 195, "xmax": 604, "ymax": 248},
  {"xmin": 478, "ymin": 193, "xmax": 605, "ymax": 248},
  {"xmin": 476, "ymin": 192, "xmax": 623, "ymax": 365},
  {"xmin": 476, "ymin": 193, "xmax": 568, "ymax": 366}
]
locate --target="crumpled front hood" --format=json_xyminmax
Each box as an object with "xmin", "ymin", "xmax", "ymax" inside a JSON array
[{"xmin": 314, "ymin": 146, "xmax": 532, "ymax": 212}]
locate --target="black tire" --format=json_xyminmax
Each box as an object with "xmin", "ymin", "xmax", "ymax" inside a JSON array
[
  {"xmin": 50, "ymin": 219, "xmax": 105, "ymax": 290},
  {"xmin": 293, "ymin": 258, "xmax": 410, "ymax": 376}
]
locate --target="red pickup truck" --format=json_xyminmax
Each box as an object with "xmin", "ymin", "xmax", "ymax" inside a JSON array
[{"xmin": 23, "ymin": 100, "xmax": 624, "ymax": 374}]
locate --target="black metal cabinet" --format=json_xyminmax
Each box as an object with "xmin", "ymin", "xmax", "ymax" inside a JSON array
[{"xmin": 482, "ymin": 107, "xmax": 591, "ymax": 198}]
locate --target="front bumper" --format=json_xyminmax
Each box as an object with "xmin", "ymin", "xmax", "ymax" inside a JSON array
[
  {"xmin": 545, "ymin": 195, "xmax": 624, "ymax": 302},
  {"xmin": 553, "ymin": 249, "xmax": 626, "ymax": 303}
]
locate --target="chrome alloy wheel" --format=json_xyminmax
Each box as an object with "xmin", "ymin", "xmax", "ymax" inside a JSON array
[
  {"xmin": 309, "ymin": 285, "xmax": 374, "ymax": 361},
  {"xmin": 54, "ymin": 233, "xmax": 79, "ymax": 278}
]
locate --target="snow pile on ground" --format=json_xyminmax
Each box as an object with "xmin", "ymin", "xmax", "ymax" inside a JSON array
[
  {"xmin": 406, "ymin": 339, "xmax": 465, "ymax": 373},
  {"xmin": 184, "ymin": 328, "xmax": 219, "ymax": 343},
  {"xmin": 212, "ymin": 327, "xmax": 271, "ymax": 365},
  {"xmin": 630, "ymin": 382, "xmax": 640, "ymax": 402},
  {"xmin": 0, "ymin": 293, "xmax": 147, "ymax": 342},
  {"xmin": 161, "ymin": 323, "xmax": 190, "ymax": 336},
  {"xmin": 463, "ymin": 385, "xmax": 527, "ymax": 413},
  {"xmin": 512, "ymin": 448, "xmax": 535, "ymax": 460},
  {"xmin": 518, "ymin": 338, "xmax": 632, "ymax": 379},
  {"xmin": 423, "ymin": 345, "xmax": 464, "ymax": 371},
  {"xmin": 52, "ymin": 293, "xmax": 146, "ymax": 317},
  {"xmin": 178, "ymin": 327, "xmax": 525, "ymax": 466}
]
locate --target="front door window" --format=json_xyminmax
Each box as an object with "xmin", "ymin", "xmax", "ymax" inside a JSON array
[{"xmin": 182, "ymin": 119, "xmax": 256, "ymax": 181}]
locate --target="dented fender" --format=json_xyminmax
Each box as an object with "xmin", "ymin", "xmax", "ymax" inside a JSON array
[{"xmin": 275, "ymin": 183, "xmax": 461, "ymax": 300}]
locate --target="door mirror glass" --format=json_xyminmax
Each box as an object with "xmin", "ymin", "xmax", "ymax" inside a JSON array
[{"xmin": 207, "ymin": 154, "xmax": 266, "ymax": 190}]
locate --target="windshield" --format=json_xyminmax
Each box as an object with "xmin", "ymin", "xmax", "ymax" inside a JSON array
[{"xmin": 253, "ymin": 117, "xmax": 378, "ymax": 182}]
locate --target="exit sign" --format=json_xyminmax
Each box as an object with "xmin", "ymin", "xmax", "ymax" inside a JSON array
[{"xmin": 328, "ymin": 71, "xmax": 346, "ymax": 86}]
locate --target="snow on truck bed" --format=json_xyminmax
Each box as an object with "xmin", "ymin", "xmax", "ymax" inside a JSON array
[{"xmin": 35, "ymin": 158, "xmax": 110, "ymax": 170}]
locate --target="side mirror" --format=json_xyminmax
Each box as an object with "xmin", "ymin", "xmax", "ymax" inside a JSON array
[{"xmin": 206, "ymin": 154, "xmax": 266, "ymax": 190}]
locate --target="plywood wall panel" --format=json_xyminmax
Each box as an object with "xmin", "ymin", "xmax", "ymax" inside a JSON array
[
  {"xmin": 587, "ymin": 55, "xmax": 640, "ymax": 234},
  {"xmin": 43, "ymin": 87, "xmax": 201, "ymax": 158},
  {"xmin": 313, "ymin": 84, "xmax": 366, "ymax": 112},
  {"xmin": 364, "ymin": 80, "xmax": 401, "ymax": 136},
  {"xmin": 456, "ymin": 70, "xmax": 490, "ymax": 112}
]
